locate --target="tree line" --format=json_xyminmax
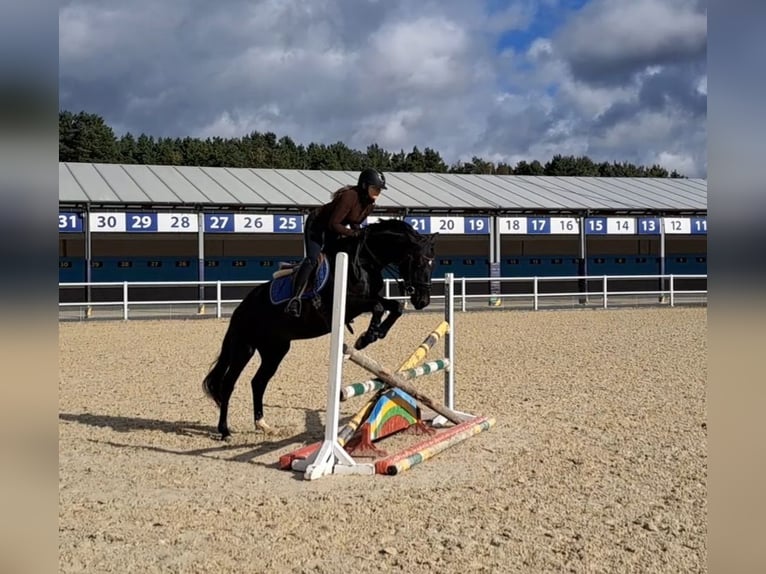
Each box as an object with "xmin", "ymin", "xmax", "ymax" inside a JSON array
[{"xmin": 59, "ymin": 110, "xmax": 685, "ymax": 178}]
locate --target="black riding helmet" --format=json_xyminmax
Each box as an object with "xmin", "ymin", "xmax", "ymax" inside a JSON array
[{"xmin": 357, "ymin": 168, "xmax": 387, "ymax": 195}]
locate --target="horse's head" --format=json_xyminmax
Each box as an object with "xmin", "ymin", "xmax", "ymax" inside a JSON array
[
  {"xmin": 397, "ymin": 232, "xmax": 436, "ymax": 309},
  {"xmin": 362, "ymin": 219, "xmax": 437, "ymax": 310}
]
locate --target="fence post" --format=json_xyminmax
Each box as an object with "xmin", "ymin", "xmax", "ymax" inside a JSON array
[
  {"xmin": 461, "ymin": 277, "xmax": 466, "ymax": 312},
  {"xmin": 533, "ymin": 277, "xmax": 538, "ymax": 311},
  {"xmin": 216, "ymin": 281, "xmax": 222, "ymax": 318},
  {"xmin": 123, "ymin": 281, "xmax": 129, "ymax": 321},
  {"xmin": 603, "ymin": 275, "xmax": 608, "ymax": 309},
  {"xmin": 444, "ymin": 273, "xmax": 455, "ymax": 410},
  {"xmin": 670, "ymin": 274, "xmax": 675, "ymax": 307}
]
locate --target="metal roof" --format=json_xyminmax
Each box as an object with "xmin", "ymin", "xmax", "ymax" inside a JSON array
[{"xmin": 59, "ymin": 162, "xmax": 707, "ymax": 213}]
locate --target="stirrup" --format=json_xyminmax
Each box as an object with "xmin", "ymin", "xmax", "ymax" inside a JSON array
[{"xmin": 285, "ymin": 297, "xmax": 302, "ymax": 317}]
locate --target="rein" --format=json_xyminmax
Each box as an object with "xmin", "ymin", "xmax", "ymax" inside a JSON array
[{"xmin": 354, "ymin": 228, "xmax": 428, "ymax": 295}]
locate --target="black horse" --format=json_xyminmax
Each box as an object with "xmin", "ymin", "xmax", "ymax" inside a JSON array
[{"xmin": 202, "ymin": 219, "xmax": 437, "ymax": 439}]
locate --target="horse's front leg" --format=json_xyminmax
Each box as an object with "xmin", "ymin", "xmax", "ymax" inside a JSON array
[
  {"xmin": 373, "ymin": 296, "xmax": 405, "ymax": 340},
  {"xmin": 354, "ymin": 300, "xmax": 386, "ymax": 350},
  {"xmin": 354, "ymin": 297, "xmax": 404, "ymax": 350}
]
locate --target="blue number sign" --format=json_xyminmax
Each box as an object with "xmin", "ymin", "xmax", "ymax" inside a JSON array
[
  {"xmin": 586, "ymin": 218, "xmax": 607, "ymax": 235},
  {"xmin": 204, "ymin": 214, "xmax": 235, "ymax": 232},
  {"xmin": 526, "ymin": 217, "xmax": 550, "ymax": 234},
  {"xmin": 691, "ymin": 217, "xmax": 707, "ymax": 235},
  {"xmin": 274, "ymin": 214, "xmax": 303, "ymax": 234},
  {"xmin": 126, "ymin": 212, "xmax": 158, "ymax": 232},
  {"xmin": 404, "ymin": 216, "xmax": 430, "ymax": 233},
  {"xmin": 464, "ymin": 217, "xmax": 490, "ymax": 234},
  {"xmin": 59, "ymin": 212, "xmax": 83, "ymax": 232},
  {"xmin": 638, "ymin": 218, "xmax": 661, "ymax": 235}
]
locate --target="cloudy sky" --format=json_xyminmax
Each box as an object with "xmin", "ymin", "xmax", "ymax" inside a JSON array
[{"xmin": 59, "ymin": 0, "xmax": 707, "ymax": 177}]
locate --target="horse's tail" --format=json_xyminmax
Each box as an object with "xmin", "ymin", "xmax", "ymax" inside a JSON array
[{"xmin": 202, "ymin": 324, "xmax": 237, "ymax": 408}]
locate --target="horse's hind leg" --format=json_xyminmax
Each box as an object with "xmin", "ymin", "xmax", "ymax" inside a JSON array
[
  {"xmin": 216, "ymin": 347, "xmax": 255, "ymax": 440},
  {"xmin": 250, "ymin": 338, "xmax": 291, "ymax": 433}
]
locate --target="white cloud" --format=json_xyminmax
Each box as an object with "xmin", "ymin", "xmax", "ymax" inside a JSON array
[
  {"xmin": 555, "ymin": 0, "xmax": 707, "ymax": 83},
  {"xmin": 654, "ymin": 151, "xmax": 698, "ymax": 175},
  {"xmin": 368, "ymin": 17, "xmax": 470, "ymax": 92}
]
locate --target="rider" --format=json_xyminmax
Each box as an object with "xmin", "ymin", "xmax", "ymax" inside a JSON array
[{"xmin": 284, "ymin": 167, "xmax": 387, "ymax": 317}]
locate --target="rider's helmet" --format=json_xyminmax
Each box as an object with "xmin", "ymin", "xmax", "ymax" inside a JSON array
[{"xmin": 357, "ymin": 168, "xmax": 387, "ymax": 198}]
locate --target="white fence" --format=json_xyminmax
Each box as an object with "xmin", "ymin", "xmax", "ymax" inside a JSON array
[{"xmin": 58, "ymin": 274, "xmax": 707, "ymax": 321}]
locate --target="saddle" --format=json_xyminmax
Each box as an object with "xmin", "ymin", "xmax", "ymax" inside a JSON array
[{"xmin": 269, "ymin": 253, "xmax": 330, "ymax": 306}]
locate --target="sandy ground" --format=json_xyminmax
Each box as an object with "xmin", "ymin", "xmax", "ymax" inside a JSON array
[{"xmin": 59, "ymin": 307, "xmax": 706, "ymax": 573}]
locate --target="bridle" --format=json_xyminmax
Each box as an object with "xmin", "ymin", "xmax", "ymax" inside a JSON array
[
  {"xmin": 398, "ymin": 252, "xmax": 434, "ymax": 295},
  {"xmin": 353, "ymin": 228, "xmax": 433, "ymax": 295}
]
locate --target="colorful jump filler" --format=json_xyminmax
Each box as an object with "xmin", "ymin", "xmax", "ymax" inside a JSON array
[{"xmin": 280, "ymin": 252, "xmax": 495, "ymax": 480}]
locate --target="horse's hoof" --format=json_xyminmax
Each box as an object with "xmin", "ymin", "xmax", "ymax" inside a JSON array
[
  {"xmin": 216, "ymin": 432, "xmax": 231, "ymax": 442},
  {"xmin": 255, "ymin": 419, "xmax": 276, "ymax": 435}
]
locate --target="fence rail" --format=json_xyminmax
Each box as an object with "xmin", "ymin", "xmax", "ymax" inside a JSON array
[{"xmin": 58, "ymin": 274, "xmax": 707, "ymax": 321}]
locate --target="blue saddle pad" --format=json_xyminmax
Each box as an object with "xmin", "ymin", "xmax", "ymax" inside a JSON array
[{"xmin": 269, "ymin": 258, "xmax": 330, "ymax": 305}]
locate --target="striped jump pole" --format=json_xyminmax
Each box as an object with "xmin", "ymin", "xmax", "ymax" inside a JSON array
[
  {"xmin": 375, "ymin": 416, "xmax": 496, "ymax": 475},
  {"xmin": 340, "ymin": 358, "xmax": 451, "ymax": 401}
]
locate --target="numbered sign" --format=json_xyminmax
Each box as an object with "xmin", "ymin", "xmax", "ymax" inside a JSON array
[
  {"xmin": 637, "ymin": 217, "xmax": 661, "ymax": 235},
  {"xmin": 498, "ymin": 217, "xmax": 527, "ymax": 234},
  {"xmin": 691, "ymin": 217, "xmax": 707, "ymax": 235},
  {"xmin": 59, "ymin": 212, "xmax": 83, "ymax": 233},
  {"xmin": 526, "ymin": 217, "xmax": 550, "ymax": 234},
  {"xmin": 126, "ymin": 212, "xmax": 158, "ymax": 232},
  {"xmin": 608, "ymin": 218, "xmax": 635, "ymax": 234},
  {"xmin": 464, "ymin": 217, "xmax": 490, "ymax": 234},
  {"xmin": 663, "ymin": 217, "xmax": 691, "ymax": 235},
  {"xmin": 586, "ymin": 217, "xmax": 636, "ymax": 235},
  {"xmin": 89, "ymin": 212, "xmax": 126, "ymax": 232},
  {"xmin": 157, "ymin": 213, "xmax": 198, "ymax": 232},
  {"xmin": 204, "ymin": 214, "xmax": 235, "ymax": 232},
  {"xmin": 431, "ymin": 216, "xmax": 463, "ymax": 234},
  {"xmin": 404, "ymin": 216, "xmax": 430, "ymax": 233},
  {"xmin": 549, "ymin": 217, "xmax": 579, "ymax": 234},
  {"xmin": 234, "ymin": 214, "xmax": 273, "ymax": 232},
  {"xmin": 273, "ymin": 214, "xmax": 303, "ymax": 234},
  {"xmin": 586, "ymin": 217, "xmax": 608, "ymax": 235}
]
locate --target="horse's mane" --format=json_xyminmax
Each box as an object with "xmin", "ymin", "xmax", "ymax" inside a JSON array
[{"xmin": 365, "ymin": 218, "xmax": 421, "ymax": 241}]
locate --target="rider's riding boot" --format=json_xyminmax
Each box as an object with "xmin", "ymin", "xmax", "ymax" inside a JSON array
[{"xmin": 285, "ymin": 259, "xmax": 314, "ymax": 318}]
